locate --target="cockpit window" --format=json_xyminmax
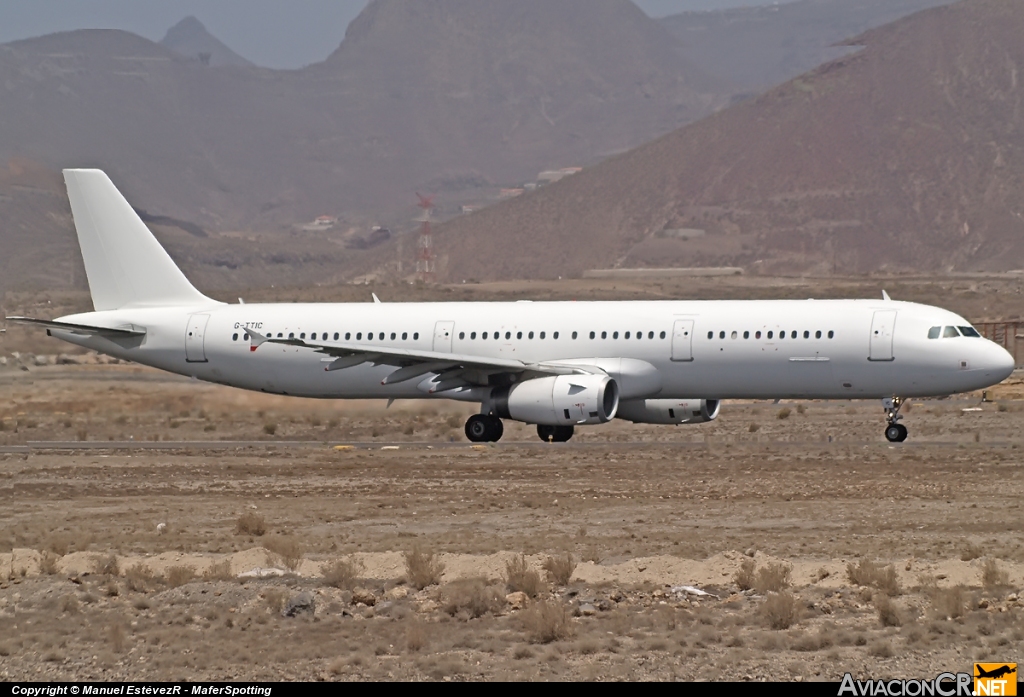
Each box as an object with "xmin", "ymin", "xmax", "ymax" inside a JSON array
[
  {"xmin": 958, "ymin": 326, "xmax": 981, "ymax": 338},
  {"xmin": 928, "ymin": 326, "xmax": 940, "ymax": 339},
  {"xmin": 942, "ymin": 326, "xmax": 961, "ymax": 338}
]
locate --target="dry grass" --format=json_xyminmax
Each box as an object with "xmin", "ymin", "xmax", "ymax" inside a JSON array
[
  {"xmin": 542, "ymin": 553, "xmax": 577, "ymax": 586},
  {"xmin": 981, "ymin": 558, "xmax": 1009, "ymax": 588},
  {"xmin": 961, "ymin": 543, "xmax": 983, "ymax": 561},
  {"xmin": 442, "ymin": 578, "xmax": 506, "ymax": 619},
  {"xmin": 760, "ymin": 591, "xmax": 799, "ymax": 630},
  {"xmin": 734, "ymin": 558, "xmax": 756, "ymax": 591},
  {"xmin": 777, "ymin": 408, "xmax": 791, "ymax": 420},
  {"xmin": 505, "ymin": 554, "xmax": 544, "ymax": 597},
  {"xmin": 405, "ymin": 548, "xmax": 445, "ymax": 590},
  {"xmin": 165, "ymin": 565, "xmax": 196, "ymax": 588},
  {"xmin": 322, "ymin": 557, "xmax": 363, "ymax": 590},
  {"xmin": 98, "ymin": 554, "xmax": 119, "ymax": 576},
  {"xmin": 868, "ymin": 640, "xmax": 894, "ymax": 658},
  {"xmin": 263, "ymin": 423, "xmax": 277, "ymax": 436},
  {"xmin": 108, "ymin": 622, "xmax": 129, "ymax": 653},
  {"xmin": 235, "ymin": 511, "xmax": 267, "ymax": 537},
  {"xmin": 522, "ymin": 600, "xmax": 574, "ymax": 644},
  {"xmin": 264, "ymin": 588, "xmax": 287, "ymax": 613},
  {"xmin": 59, "ymin": 594, "xmax": 80, "ymax": 614},
  {"xmin": 39, "ymin": 552, "xmax": 59, "ymax": 575},
  {"xmin": 846, "ymin": 559, "xmax": 902, "ymax": 596},
  {"xmin": 754, "ymin": 562, "xmax": 792, "ymax": 594},
  {"xmin": 264, "ymin": 535, "xmax": 304, "ymax": 571}
]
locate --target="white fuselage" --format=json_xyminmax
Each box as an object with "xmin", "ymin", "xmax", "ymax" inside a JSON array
[{"xmin": 51, "ymin": 298, "xmax": 1014, "ymax": 403}]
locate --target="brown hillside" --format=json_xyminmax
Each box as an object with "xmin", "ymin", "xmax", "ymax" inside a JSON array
[{"xmin": 436, "ymin": 0, "xmax": 1024, "ymax": 281}]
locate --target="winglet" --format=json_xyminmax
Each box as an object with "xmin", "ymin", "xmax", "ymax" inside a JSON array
[
  {"xmin": 247, "ymin": 328, "xmax": 269, "ymax": 352},
  {"xmin": 882, "ymin": 290, "xmax": 891, "ymax": 301}
]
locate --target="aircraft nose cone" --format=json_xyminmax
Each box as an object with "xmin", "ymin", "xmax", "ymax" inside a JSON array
[{"xmin": 985, "ymin": 341, "xmax": 1016, "ymax": 383}]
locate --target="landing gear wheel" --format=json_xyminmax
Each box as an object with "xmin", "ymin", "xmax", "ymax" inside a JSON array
[
  {"xmin": 537, "ymin": 424, "xmax": 575, "ymax": 443},
  {"xmin": 884, "ymin": 423, "xmax": 908, "ymax": 443},
  {"xmin": 466, "ymin": 415, "xmax": 503, "ymax": 443},
  {"xmin": 466, "ymin": 415, "xmax": 491, "ymax": 443}
]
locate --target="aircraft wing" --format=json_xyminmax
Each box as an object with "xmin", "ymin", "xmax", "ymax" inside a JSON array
[
  {"xmin": 247, "ymin": 329, "xmax": 598, "ymax": 390},
  {"xmin": 5, "ymin": 316, "xmax": 146, "ymax": 337}
]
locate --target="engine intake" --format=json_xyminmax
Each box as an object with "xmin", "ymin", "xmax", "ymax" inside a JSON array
[
  {"xmin": 494, "ymin": 374, "xmax": 619, "ymax": 426},
  {"xmin": 616, "ymin": 398, "xmax": 721, "ymax": 425}
]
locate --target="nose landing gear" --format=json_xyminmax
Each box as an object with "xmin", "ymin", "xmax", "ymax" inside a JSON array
[{"xmin": 883, "ymin": 397, "xmax": 908, "ymax": 443}]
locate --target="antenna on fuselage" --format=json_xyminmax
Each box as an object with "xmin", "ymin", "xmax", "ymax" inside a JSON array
[
  {"xmin": 372, "ymin": 293, "xmax": 382, "ymax": 304},
  {"xmin": 882, "ymin": 290, "xmax": 891, "ymax": 301}
]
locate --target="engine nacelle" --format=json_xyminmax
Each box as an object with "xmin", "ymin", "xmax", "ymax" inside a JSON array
[
  {"xmin": 616, "ymin": 398, "xmax": 721, "ymax": 425},
  {"xmin": 494, "ymin": 375, "xmax": 619, "ymax": 426}
]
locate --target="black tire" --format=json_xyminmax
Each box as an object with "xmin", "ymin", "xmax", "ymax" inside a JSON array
[
  {"xmin": 466, "ymin": 415, "xmax": 491, "ymax": 443},
  {"xmin": 885, "ymin": 424, "xmax": 904, "ymax": 443},
  {"xmin": 537, "ymin": 424, "xmax": 574, "ymax": 443},
  {"xmin": 486, "ymin": 417, "xmax": 504, "ymax": 443}
]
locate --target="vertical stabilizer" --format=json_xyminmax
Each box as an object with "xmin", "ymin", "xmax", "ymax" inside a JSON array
[{"xmin": 63, "ymin": 169, "xmax": 214, "ymax": 311}]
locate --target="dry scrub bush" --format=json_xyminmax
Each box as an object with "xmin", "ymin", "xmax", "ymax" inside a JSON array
[
  {"xmin": 981, "ymin": 558, "xmax": 1009, "ymax": 588},
  {"xmin": 235, "ymin": 511, "xmax": 267, "ymax": 537},
  {"xmin": 442, "ymin": 578, "xmax": 506, "ymax": 619},
  {"xmin": 108, "ymin": 622, "xmax": 129, "ymax": 653},
  {"xmin": 961, "ymin": 543, "xmax": 983, "ymax": 561},
  {"xmin": 59, "ymin": 594, "xmax": 80, "ymax": 614},
  {"xmin": 931, "ymin": 586, "xmax": 967, "ymax": 619},
  {"xmin": 39, "ymin": 552, "xmax": 59, "ymax": 576},
  {"xmin": 734, "ymin": 558, "xmax": 756, "ymax": 591},
  {"xmin": 874, "ymin": 594, "xmax": 903, "ymax": 627},
  {"xmin": 777, "ymin": 408, "xmax": 791, "ymax": 420},
  {"xmin": 760, "ymin": 591, "xmax": 799, "ymax": 630},
  {"xmin": 523, "ymin": 601, "xmax": 574, "ymax": 644},
  {"xmin": 505, "ymin": 554, "xmax": 544, "ymax": 597},
  {"xmin": 846, "ymin": 559, "xmax": 901, "ymax": 596},
  {"xmin": 263, "ymin": 423, "xmax": 277, "ymax": 436},
  {"xmin": 264, "ymin": 588, "xmax": 287, "ymax": 613},
  {"xmin": 406, "ymin": 620, "xmax": 429, "ymax": 652},
  {"xmin": 405, "ymin": 548, "xmax": 445, "ymax": 590},
  {"xmin": 754, "ymin": 562, "xmax": 792, "ymax": 593},
  {"xmin": 125, "ymin": 564, "xmax": 156, "ymax": 592},
  {"xmin": 322, "ymin": 557, "xmax": 362, "ymax": 590},
  {"xmin": 868, "ymin": 640, "xmax": 894, "ymax": 658},
  {"xmin": 203, "ymin": 560, "xmax": 234, "ymax": 581},
  {"xmin": 265, "ymin": 536, "xmax": 304, "ymax": 571},
  {"xmin": 542, "ymin": 553, "xmax": 577, "ymax": 586},
  {"xmin": 165, "ymin": 565, "xmax": 196, "ymax": 588},
  {"xmin": 748, "ymin": 423, "xmax": 760, "ymax": 433},
  {"xmin": 792, "ymin": 630, "xmax": 833, "ymax": 652},
  {"xmin": 99, "ymin": 555, "xmax": 119, "ymax": 576}
]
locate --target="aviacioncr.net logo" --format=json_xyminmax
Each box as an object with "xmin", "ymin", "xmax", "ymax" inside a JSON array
[{"xmin": 838, "ymin": 672, "xmax": 974, "ymax": 696}]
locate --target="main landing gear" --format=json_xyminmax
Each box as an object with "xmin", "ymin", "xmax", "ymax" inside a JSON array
[
  {"xmin": 883, "ymin": 397, "xmax": 908, "ymax": 443},
  {"xmin": 465, "ymin": 414, "xmax": 503, "ymax": 443},
  {"xmin": 537, "ymin": 424, "xmax": 575, "ymax": 443}
]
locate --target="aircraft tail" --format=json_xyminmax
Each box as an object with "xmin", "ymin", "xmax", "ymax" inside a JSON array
[{"xmin": 63, "ymin": 169, "xmax": 214, "ymax": 311}]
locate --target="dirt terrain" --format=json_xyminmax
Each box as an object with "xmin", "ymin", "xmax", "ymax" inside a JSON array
[{"xmin": 1, "ymin": 362, "xmax": 1022, "ymax": 681}]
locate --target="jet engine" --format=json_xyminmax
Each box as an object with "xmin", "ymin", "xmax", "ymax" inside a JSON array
[
  {"xmin": 493, "ymin": 374, "xmax": 619, "ymax": 426},
  {"xmin": 616, "ymin": 399, "xmax": 720, "ymax": 425}
]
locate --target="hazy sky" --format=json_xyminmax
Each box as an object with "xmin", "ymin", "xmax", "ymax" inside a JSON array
[{"xmin": 0, "ymin": 0, "xmax": 782, "ymax": 69}]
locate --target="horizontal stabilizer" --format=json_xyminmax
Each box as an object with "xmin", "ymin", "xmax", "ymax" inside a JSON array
[{"xmin": 6, "ymin": 316, "xmax": 146, "ymax": 337}]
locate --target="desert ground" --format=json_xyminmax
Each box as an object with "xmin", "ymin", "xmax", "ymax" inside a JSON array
[
  {"xmin": 0, "ymin": 362, "xmax": 1022, "ymax": 682},
  {"xmin": 1, "ymin": 276, "xmax": 1022, "ymax": 681}
]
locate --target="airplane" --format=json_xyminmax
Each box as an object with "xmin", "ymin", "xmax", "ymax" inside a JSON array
[{"xmin": 6, "ymin": 169, "xmax": 1016, "ymax": 444}]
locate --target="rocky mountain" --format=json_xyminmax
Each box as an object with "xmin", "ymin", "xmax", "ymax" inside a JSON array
[
  {"xmin": 660, "ymin": 0, "xmax": 955, "ymax": 94},
  {"xmin": 435, "ymin": 0, "xmax": 1024, "ymax": 280},
  {"xmin": 159, "ymin": 16, "xmax": 254, "ymax": 68}
]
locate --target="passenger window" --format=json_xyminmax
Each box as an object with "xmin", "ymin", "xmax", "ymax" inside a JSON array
[
  {"xmin": 345, "ymin": 333, "xmax": 351, "ymax": 340},
  {"xmin": 333, "ymin": 333, "xmax": 339, "ymax": 341},
  {"xmin": 379, "ymin": 333, "xmax": 385, "ymax": 341},
  {"xmin": 767, "ymin": 331, "xmax": 773, "ymax": 339},
  {"xmin": 571, "ymin": 331, "xmax": 576, "ymax": 339},
  {"xmin": 756, "ymin": 331, "xmax": 761, "ymax": 339},
  {"xmin": 743, "ymin": 331, "xmax": 749, "ymax": 339},
  {"xmin": 402, "ymin": 332, "xmax": 407, "ymax": 340},
  {"xmin": 232, "ymin": 333, "xmax": 238, "ymax": 341},
  {"xmin": 540, "ymin": 331, "xmax": 546, "ymax": 339},
  {"xmin": 482, "ymin": 332, "xmax": 488, "ymax": 340},
  {"xmin": 356, "ymin": 333, "xmax": 362, "ymax": 340},
  {"xmin": 828, "ymin": 331, "xmax": 834, "ymax": 339},
  {"xmin": 300, "ymin": 333, "xmax": 306, "ymax": 339},
  {"xmin": 624, "ymin": 331, "xmax": 630, "ymax": 339},
  {"xmin": 243, "ymin": 333, "xmax": 249, "ymax": 341},
  {"xmin": 637, "ymin": 332, "xmax": 642, "ymax": 340},
  {"xmin": 928, "ymin": 327, "xmax": 940, "ymax": 339},
  {"xmin": 414, "ymin": 333, "xmax": 420, "ymax": 340},
  {"xmin": 459, "ymin": 332, "xmax": 465, "ymax": 340},
  {"xmin": 943, "ymin": 326, "xmax": 960, "ymax": 338},
  {"xmin": 816, "ymin": 330, "xmax": 822, "ymax": 339},
  {"xmin": 613, "ymin": 331, "xmax": 619, "ymax": 339},
  {"xmin": 389, "ymin": 332, "xmax": 395, "ymax": 340},
  {"xmin": 708, "ymin": 331, "xmax": 713, "ymax": 339},
  {"xmin": 731, "ymin": 331, "xmax": 737, "ymax": 339},
  {"xmin": 590, "ymin": 331, "xmax": 595, "ymax": 339},
  {"xmin": 779, "ymin": 331, "xmax": 785, "ymax": 340},
  {"xmin": 289, "ymin": 333, "xmax": 295, "ymax": 339},
  {"xmin": 528, "ymin": 331, "xmax": 534, "ymax": 339},
  {"xmin": 553, "ymin": 332, "xmax": 559, "ymax": 339},
  {"xmin": 277, "ymin": 333, "xmax": 283, "ymax": 338},
  {"xmin": 803, "ymin": 331, "xmax": 809, "ymax": 339},
  {"xmin": 471, "ymin": 332, "xmax": 477, "ymax": 340},
  {"xmin": 649, "ymin": 332, "xmax": 654, "ymax": 339},
  {"xmin": 660, "ymin": 331, "xmax": 666, "ymax": 339},
  {"xmin": 506, "ymin": 332, "xmax": 512, "ymax": 340},
  {"xmin": 719, "ymin": 331, "xmax": 725, "ymax": 339},
  {"xmin": 517, "ymin": 331, "xmax": 523, "ymax": 339},
  {"xmin": 601, "ymin": 331, "xmax": 608, "ymax": 339},
  {"xmin": 958, "ymin": 326, "xmax": 981, "ymax": 338}
]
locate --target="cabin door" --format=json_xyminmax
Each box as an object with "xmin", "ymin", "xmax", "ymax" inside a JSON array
[
  {"xmin": 869, "ymin": 310, "xmax": 897, "ymax": 361},
  {"xmin": 185, "ymin": 314, "xmax": 210, "ymax": 363},
  {"xmin": 671, "ymin": 319, "xmax": 694, "ymax": 362}
]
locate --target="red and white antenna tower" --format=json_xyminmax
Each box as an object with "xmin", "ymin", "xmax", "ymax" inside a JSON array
[{"xmin": 414, "ymin": 193, "xmax": 435, "ymax": 282}]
